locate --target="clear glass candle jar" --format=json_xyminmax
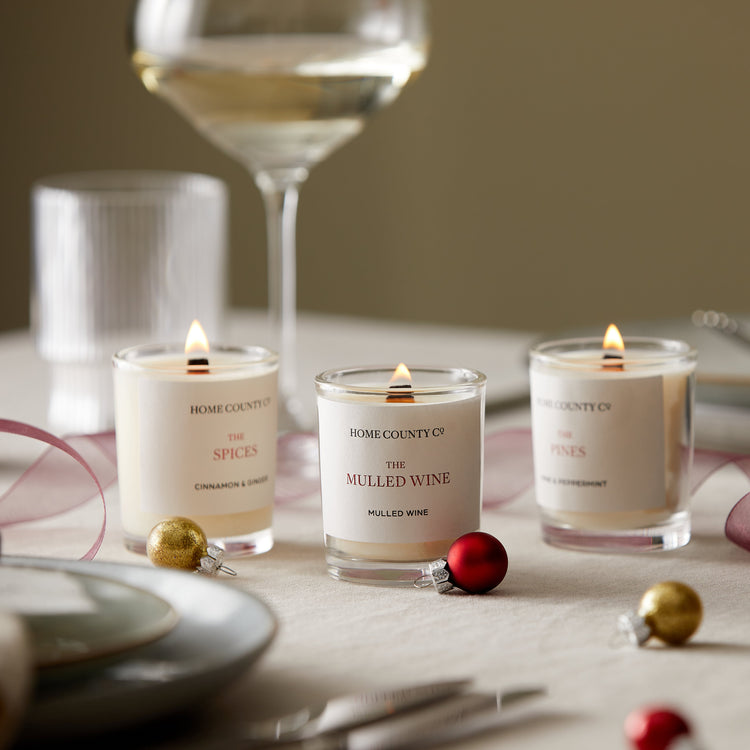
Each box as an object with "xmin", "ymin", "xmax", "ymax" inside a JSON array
[
  {"xmin": 529, "ymin": 337, "xmax": 697, "ymax": 552},
  {"xmin": 315, "ymin": 365, "xmax": 486, "ymax": 585},
  {"xmin": 113, "ymin": 343, "xmax": 278, "ymax": 556}
]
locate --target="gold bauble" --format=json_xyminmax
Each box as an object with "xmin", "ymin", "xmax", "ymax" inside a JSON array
[
  {"xmin": 146, "ymin": 517, "xmax": 207, "ymax": 571},
  {"xmin": 638, "ymin": 581, "xmax": 702, "ymax": 645}
]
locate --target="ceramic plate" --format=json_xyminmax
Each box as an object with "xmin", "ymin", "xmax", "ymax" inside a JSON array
[
  {"xmin": 9, "ymin": 567, "xmax": 179, "ymax": 670},
  {"xmin": 3, "ymin": 557, "xmax": 277, "ymax": 740}
]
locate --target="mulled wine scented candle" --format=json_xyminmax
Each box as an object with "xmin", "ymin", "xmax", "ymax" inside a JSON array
[
  {"xmin": 113, "ymin": 321, "xmax": 278, "ymax": 555},
  {"xmin": 529, "ymin": 325, "xmax": 696, "ymax": 552},
  {"xmin": 315, "ymin": 364, "xmax": 486, "ymax": 585}
]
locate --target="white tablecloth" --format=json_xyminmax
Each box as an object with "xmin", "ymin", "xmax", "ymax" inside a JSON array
[{"xmin": 2, "ymin": 311, "xmax": 750, "ymax": 749}]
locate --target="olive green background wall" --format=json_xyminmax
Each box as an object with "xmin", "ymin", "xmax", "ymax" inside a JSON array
[{"xmin": 2, "ymin": 1, "xmax": 749, "ymax": 335}]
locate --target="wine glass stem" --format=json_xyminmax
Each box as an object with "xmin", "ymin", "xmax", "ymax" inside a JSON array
[{"xmin": 256, "ymin": 170, "xmax": 307, "ymax": 432}]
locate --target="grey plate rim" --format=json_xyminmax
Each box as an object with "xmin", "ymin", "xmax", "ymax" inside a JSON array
[
  {"xmin": 11, "ymin": 565, "xmax": 181, "ymax": 669},
  {"xmin": 3, "ymin": 556, "xmax": 277, "ymax": 739}
]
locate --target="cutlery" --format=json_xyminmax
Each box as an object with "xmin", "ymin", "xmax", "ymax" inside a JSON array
[
  {"xmin": 237, "ymin": 685, "xmax": 546, "ymax": 750},
  {"xmin": 692, "ymin": 309, "xmax": 750, "ymax": 350},
  {"xmin": 244, "ymin": 679, "xmax": 472, "ymax": 742},
  {"xmin": 341, "ymin": 686, "xmax": 546, "ymax": 750}
]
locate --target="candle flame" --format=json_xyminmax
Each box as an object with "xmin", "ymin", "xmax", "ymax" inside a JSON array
[
  {"xmin": 184, "ymin": 319, "xmax": 210, "ymax": 355},
  {"xmin": 603, "ymin": 323, "xmax": 625, "ymax": 352},
  {"xmin": 389, "ymin": 363, "xmax": 412, "ymax": 385}
]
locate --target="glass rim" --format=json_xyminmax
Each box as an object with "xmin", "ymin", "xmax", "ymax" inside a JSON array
[
  {"xmin": 33, "ymin": 170, "xmax": 226, "ymax": 199},
  {"xmin": 530, "ymin": 336, "xmax": 697, "ymax": 370},
  {"xmin": 315, "ymin": 365, "xmax": 486, "ymax": 396},
  {"xmin": 113, "ymin": 342, "xmax": 278, "ymax": 372}
]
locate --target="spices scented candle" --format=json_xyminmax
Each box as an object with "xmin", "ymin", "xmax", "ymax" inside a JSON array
[
  {"xmin": 113, "ymin": 321, "xmax": 278, "ymax": 555},
  {"xmin": 315, "ymin": 364, "xmax": 486, "ymax": 585},
  {"xmin": 529, "ymin": 325, "xmax": 696, "ymax": 552}
]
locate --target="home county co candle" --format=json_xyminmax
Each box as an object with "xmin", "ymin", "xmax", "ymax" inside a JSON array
[
  {"xmin": 113, "ymin": 322, "xmax": 278, "ymax": 556},
  {"xmin": 315, "ymin": 364, "xmax": 486, "ymax": 586},
  {"xmin": 529, "ymin": 326, "xmax": 696, "ymax": 552}
]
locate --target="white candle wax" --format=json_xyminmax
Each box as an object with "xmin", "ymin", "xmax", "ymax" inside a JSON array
[
  {"xmin": 529, "ymin": 337, "xmax": 696, "ymax": 551},
  {"xmin": 315, "ymin": 366, "xmax": 486, "ymax": 585},
  {"xmin": 113, "ymin": 344, "xmax": 278, "ymax": 555}
]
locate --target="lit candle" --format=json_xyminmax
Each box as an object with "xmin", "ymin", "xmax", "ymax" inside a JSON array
[
  {"xmin": 113, "ymin": 322, "xmax": 278, "ymax": 556},
  {"xmin": 529, "ymin": 325, "xmax": 697, "ymax": 552},
  {"xmin": 185, "ymin": 318, "xmax": 210, "ymax": 371},
  {"xmin": 315, "ymin": 364, "xmax": 486, "ymax": 586},
  {"xmin": 602, "ymin": 323, "xmax": 624, "ymax": 369},
  {"xmin": 386, "ymin": 362, "xmax": 415, "ymax": 402}
]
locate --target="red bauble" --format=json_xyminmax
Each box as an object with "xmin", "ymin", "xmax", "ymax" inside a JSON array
[
  {"xmin": 624, "ymin": 706, "xmax": 691, "ymax": 750},
  {"xmin": 445, "ymin": 532, "xmax": 508, "ymax": 594}
]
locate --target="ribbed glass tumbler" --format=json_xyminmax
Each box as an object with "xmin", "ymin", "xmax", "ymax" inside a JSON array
[{"xmin": 32, "ymin": 171, "xmax": 227, "ymax": 433}]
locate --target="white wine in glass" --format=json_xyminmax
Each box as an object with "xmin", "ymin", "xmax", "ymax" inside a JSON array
[{"xmin": 130, "ymin": 0, "xmax": 430, "ymax": 432}]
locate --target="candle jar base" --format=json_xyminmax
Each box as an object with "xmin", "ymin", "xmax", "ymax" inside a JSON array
[
  {"xmin": 124, "ymin": 526, "xmax": 274, "ymax": 558},
  {"xmin": 325, "ymin": 535, "xmax": 451, "ymax": 586},
  {"xmin": 325, "ymin": 552, "xmax": 430, "ymax": 587},
  {"xmin": 540, "ymin": 510, "xmax": 691, "ymax": 553}
]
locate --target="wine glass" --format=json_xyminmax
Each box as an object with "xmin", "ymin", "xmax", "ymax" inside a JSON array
[{"xmin": 129, "ymin": 0, "xmax": 430, "ymax": 432}]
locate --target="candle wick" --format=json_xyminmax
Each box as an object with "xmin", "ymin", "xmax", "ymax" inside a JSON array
[
  {"xmin": 387, "ymin": 383, "xmax": 414, "ymax": 403},
  {"xmin": 188, "ymin": 355, "xmax": 210, "ymax": 374},
  {"xmin": 603, "ymin": 350, "xmax": 624, "ymax": 370}
]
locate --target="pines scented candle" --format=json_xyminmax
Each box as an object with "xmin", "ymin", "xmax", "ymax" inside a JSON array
[
  {"xmin": 529, "ymin": 326, "xmax": 696, "ymax": 552},
  {"xmin": 315, "ymin": 364, "xmax": 486, "ymax": 585},
  {"xmin": 113, "ymin": 321, "xmax": 278, "ymax": 556}
]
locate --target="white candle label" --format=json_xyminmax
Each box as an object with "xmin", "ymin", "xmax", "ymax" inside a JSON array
[
  {"xmin": 138, "ymin": 373, "xmax": 277, "ymax": 516},
  {"xmin": 530, "ymin": 371, "xmax": 665, "ymax": 512},
  {"xmin": 317, "ymin": 398, "xmax": 482, "ymax": 543}
]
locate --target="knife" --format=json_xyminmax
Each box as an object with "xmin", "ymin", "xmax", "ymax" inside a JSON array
[
  {"xmin": 340, "ymin": 687, "xmax": 545, "ymax": 750},
  {"xmin": 239, "ymin": 686, "xmax": 545, "ymax": 750},
  {"xmin": 244, "ymin": 679, "xmax": 473, "ymax": 743}
]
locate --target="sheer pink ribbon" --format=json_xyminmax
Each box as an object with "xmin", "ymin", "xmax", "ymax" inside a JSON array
[
  {"xmin": 691, "ymin": 447, "xmax": 750, "ymax": 551},
  {"xmin": 0, "ymin": 420, "xmax": 116, "ymax": 560},
  {"xmin": 3, "ymin": 422, "xmax": 750, "ymax": 559}
]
